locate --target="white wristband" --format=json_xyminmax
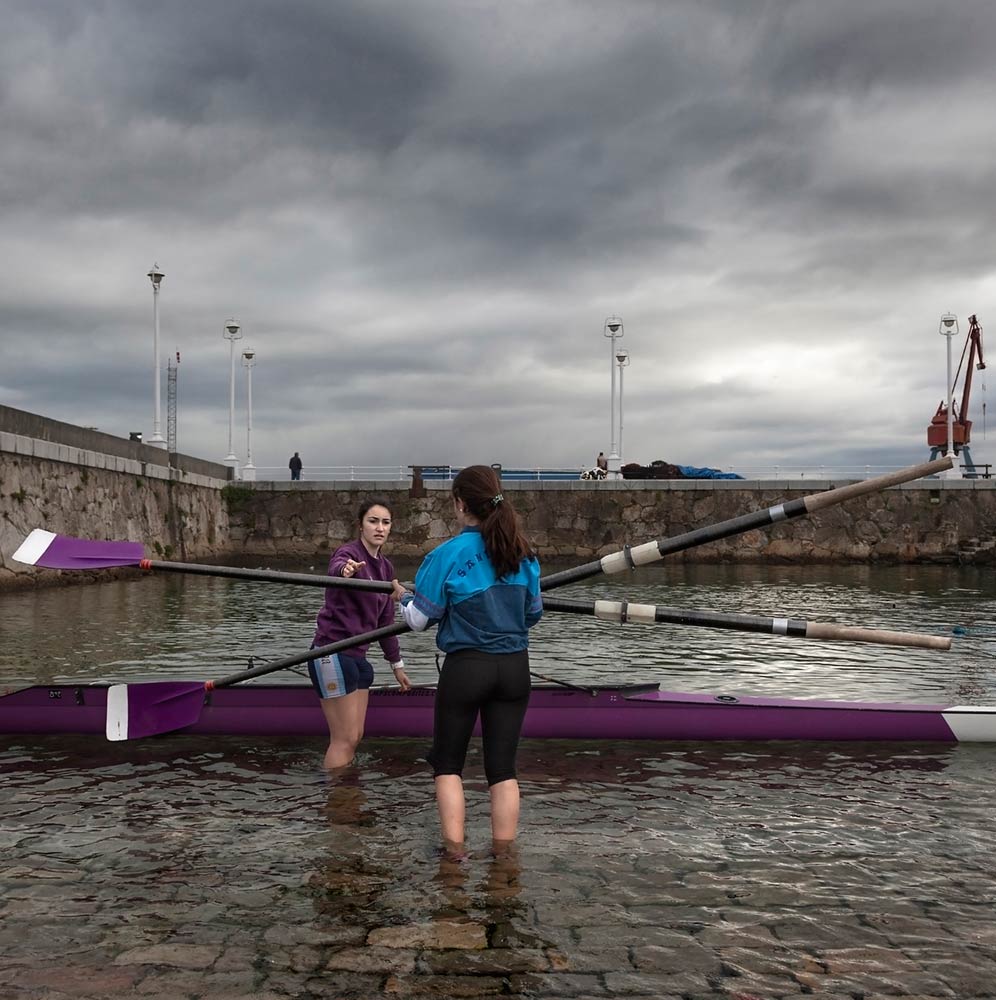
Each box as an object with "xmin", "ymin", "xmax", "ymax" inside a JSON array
[{"xmin": 391, "ymin": 660, "xmax": 404, "ymax": 671}]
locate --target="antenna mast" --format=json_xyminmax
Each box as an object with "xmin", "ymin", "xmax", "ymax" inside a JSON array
[{"xmin": 167, "ymin": 350, "xmax": 180, "ymax": 454}]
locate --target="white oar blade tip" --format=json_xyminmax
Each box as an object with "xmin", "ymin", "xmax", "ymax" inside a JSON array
[
  {"xmin": 12, "ymin": 529, "xmax": 57, "ymax": 566},
  {"xmin": 105, "ymin": 684, "xmax": 130, "ymax": 741}
]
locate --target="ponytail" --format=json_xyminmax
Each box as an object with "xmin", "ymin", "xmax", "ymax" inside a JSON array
[{"xmin": 452, "ymin": 465, "xmax": 533, "ymax": 578}]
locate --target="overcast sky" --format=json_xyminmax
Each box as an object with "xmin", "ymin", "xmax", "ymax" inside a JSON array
[{"xmin": 2, "ymin": 0, "xmax": 995, "ymax": 478}]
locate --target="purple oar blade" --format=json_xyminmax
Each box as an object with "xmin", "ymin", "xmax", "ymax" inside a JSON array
[
  {"xmin": 106, "ymin": 681, "xmax": 207, "ymax": 741},
  {"xmin": 14, "ymin": 529, "xmax": 145, "ymax": 570}
]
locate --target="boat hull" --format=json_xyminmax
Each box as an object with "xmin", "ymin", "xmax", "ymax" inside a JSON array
[{"xmin": 2, "ymin": 683, "xmax": 995, "ymax": 742}]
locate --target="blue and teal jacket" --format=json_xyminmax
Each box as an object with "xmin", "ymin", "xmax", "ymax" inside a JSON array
[{"xmin": 401, "ymin": 527, "xmax": 542, "ymax": 653}]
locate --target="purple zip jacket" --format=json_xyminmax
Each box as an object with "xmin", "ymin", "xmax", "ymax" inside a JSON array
[{"xmin": 312, "ymin": 539, "xmax": 402, "ymax": 664}]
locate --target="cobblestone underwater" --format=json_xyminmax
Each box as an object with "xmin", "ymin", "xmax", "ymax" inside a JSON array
[{"xmin": 3, "ymin": 734, "xmax": 996, "ymax": 999}]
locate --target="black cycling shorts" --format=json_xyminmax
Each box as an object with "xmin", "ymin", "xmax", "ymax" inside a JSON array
[{"xmin": 427, "ymin": 648, "xmax": 531, "ymax": 786}]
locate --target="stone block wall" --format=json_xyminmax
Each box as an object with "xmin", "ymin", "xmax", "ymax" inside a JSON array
[
  {"xmin": 4, "ymin": 430, "xmax": 994, "ymax": 593},
  {"xmin": 0, "ymin": 450, "xmax": 231, "ymax": 590},
  {"xmin": 226, "ymin": 479, "xmax": 988, "ymax": 565}
]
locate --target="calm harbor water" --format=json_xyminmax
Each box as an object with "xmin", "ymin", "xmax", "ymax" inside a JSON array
[{"xmin": 3, "ymin": 562, "xmax": 996, "ymax": 998}]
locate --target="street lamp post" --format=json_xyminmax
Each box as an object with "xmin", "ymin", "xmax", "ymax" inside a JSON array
[
  {"xmin": 939, "ymin": 312, "xmax": 960, "ymax": 479},
  {"xmin": 615, "ymin": 347, "xmax": 630, "ymax": 467},
  {"xmin": 242, "ymin": 348, "xmax": 256, "ymax": 482},
  {"xmin": 146, "ymin": 264, "xmax": 167, "ymax": 448},
  {"xmin": 603, "ymin": 316, "xmax": 624, "ymax": 479},
  {"xmin": 222, "ymin": 318, "xmax": 243, "ymax": 469}
]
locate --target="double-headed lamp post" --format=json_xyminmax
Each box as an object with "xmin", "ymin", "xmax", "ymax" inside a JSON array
[
  {"xmin": 241, "ymin": 348, "xmax": 256, "ymax": 482},
  {"xmin": 615, "ymin": 347, "xmax": 630, "ymax": 467},
  {"xmin": 939, "ymin": 312, "xmax": 960, "ymax": 478},
  {"xmin": 146, "ymin": 264, "xmax": 167, "ymax": 448},
  {"xmin": 222, "ymin": 318, "xmax": 243, "ymax": 468},
  {"xmin": 603, "ymin": 315, "xmax": 624, "ymax": 478}
]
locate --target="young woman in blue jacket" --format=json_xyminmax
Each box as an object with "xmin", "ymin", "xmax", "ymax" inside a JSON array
[{"xmin": 393, "ymin": 465, "xmax": 542, "ymax": 848}]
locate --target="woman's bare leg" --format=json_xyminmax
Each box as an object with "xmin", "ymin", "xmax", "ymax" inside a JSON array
[
  {"xmin": 489, "ymin": 779, "xmax": 520, "ymax": 842},
  {"xmin": 435, "ymin": 774, "xmax": 466, "ymax": 844},
  {"xmin": 319, "ymin": 689, "xmax": 370, "ymax": 769}
]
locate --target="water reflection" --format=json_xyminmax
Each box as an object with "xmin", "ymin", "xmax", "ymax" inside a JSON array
[
  {"xmin": 310, "ymin": 779, "xmax": 391, "ymax": 927},
  {"xmin": 3, "ymin": 562, "xmax": 996, "ymax": 705},
  {"xmin": 4, "ymin": 729, "xmax": 996, "ymax": 997},
  {"xmin": 302, "ymin": 766, "xmax": 561, "ymax": 995}
]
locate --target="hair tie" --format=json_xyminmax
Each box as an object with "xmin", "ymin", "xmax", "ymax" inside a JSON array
[{"xmin": 490, "ymin": 493, "xmax": 504, "ymax": 508}]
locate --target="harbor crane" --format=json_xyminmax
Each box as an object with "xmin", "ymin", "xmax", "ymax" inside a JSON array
[{"xmin": 927, "ymin": 313, "xmax": 986, "ymax": 475}]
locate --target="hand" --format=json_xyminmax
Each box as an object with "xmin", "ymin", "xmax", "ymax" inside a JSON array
[
  {"xmin": 390, "ymin": 579, "xmax": 410, "ymax": 602},
  {"xmin": 342, "ymin": 558, "xmax": 366, "ymax": 578},
  {"xmin": 394, "ymin": 667, "xmax": 412, "ymax": 692}
]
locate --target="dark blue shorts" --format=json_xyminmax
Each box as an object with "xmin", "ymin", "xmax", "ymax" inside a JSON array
[{"xmin": 307, "ymin": 653, "xmax": 374, "ymax": 699}]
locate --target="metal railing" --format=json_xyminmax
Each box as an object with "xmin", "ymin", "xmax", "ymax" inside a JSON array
[
  {"xmin": 250, "ymin": 465, "xmax": 590, "ymax": 482},
  {"xmin": 252, "ymin": 466, "xmax": 410, "ymax": 481},
  {"xmin": 247, "ymin": 463, "xmax": 994, "ymax": 483},
  {"xmin": 733, "ymin": 464, "xmax": 993, "ymax": 480},
  {"xmin": 415, "ymin": 466, "xmax": 584, "ymax": 481}
]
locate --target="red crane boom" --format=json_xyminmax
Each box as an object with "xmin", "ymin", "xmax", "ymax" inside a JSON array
[{"xmin": 927, "ymin": 314, "xmax": 986, "ymax": 469}]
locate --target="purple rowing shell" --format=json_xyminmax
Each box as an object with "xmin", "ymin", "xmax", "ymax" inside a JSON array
[{"xmin": 0, "ymin": 683, "xmax": 976, "ymax": 742}]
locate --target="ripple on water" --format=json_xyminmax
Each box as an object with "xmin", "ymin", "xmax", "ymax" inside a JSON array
[{"xmin": 4, "ymin": 564, "xmax": 996, "ymax": 995}]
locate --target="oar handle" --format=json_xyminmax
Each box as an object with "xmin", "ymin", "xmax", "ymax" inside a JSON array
[
  {"xmin": 803, "ymin": 457, "xmax": 951, "ymax": 513},
  {"xmin": 804, "ymin": 622, "xmax": 951, "ymax": 650},
  {"xmin": 209, "ymin": 622, "xmax": 412, "ymax": 688},
  {"xmin": 541, "ymin": 596, "xmax": 952, "ymax": 651}
]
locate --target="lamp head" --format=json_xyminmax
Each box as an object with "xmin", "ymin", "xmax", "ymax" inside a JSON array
[
  {"xmin": 223, "ymin": 318, "xmax": 242, "ymax": 340},
  {"xmin": 147, "ymin": 263, "xmax": 165, "ymax": 287},
  {"xmin": 604, "ymin": 315, "xmax": 624, "ymax": 337},
  {"xmin": 615, "ymin": 348, "xmax": 629, "ymax": 365},
  {"xmin": 242, "ymin": 348, "xmax": 256, "ymax": 364},
  {"xmin": 939, "ymin": 312, "xmax": 958, "ymax": 337}
]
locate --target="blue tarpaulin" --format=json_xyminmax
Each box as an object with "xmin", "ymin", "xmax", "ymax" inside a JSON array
[{"xmin": 677, "ymin": 465, "xmax": 744, "ymax": 480}]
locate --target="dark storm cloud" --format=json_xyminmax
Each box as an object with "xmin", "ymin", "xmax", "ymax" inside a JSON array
[
  {"xmin": 8, "ymin": 0, "xmax": 442, "ymax": 143},
  {"xmin": 757, "ymin": 2, "xmax": 996, "ymax": 95},
  {"xmin": 0, "ymin": 1, "xmax": 444, "ymax": 229},
  {"xmin": 3, "ymin": 0, "xmax": 718, "ymax": 264},
  {"xmin": 3, "ymin": 0, "xmax": 996, "ymax": 475},
  {"xmin": 114, "ymin": 4, "xmax": 439, "ymax": 151}
]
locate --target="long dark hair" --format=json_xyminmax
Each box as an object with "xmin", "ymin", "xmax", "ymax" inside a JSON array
[{"xmin": 452, "ymin": 466, "xmax": 533, "ymax": 578}]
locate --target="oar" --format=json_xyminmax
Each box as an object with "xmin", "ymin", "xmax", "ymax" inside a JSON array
[
  {"xmin": 12, "ymin": 529, "xmax": 396, "ymax": 592},
  {"xmin": 540, "ymin": 456, "xmax": 952, "ymax": 588},
  {"xmin": 107, "ymin": 622, "xmax": 408, "ymax": 741},
  {"xmin": 541, "ymin": 596, "xmax": 952, "ymax": 651}
]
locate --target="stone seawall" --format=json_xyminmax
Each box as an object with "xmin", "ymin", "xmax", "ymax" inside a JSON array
[
  {"xmin": 4, "ymin": 426, "xmax": 995, "ymax": 591},
  {"xmin": 0, "ymin": 403, "xmax": 233, "ymax": 481},
  {"xmin": 0, "ymin": 451, "xmax": 231, "ymax": 591},
  {"xmin": 225, "ymin": 479, "xmax": 990, "ymax": 565}
]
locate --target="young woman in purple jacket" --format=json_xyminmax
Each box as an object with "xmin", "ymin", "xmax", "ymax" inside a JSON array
[{"xmin": 309, "ymin": 497, "xmax": 411, "ymax": 768}]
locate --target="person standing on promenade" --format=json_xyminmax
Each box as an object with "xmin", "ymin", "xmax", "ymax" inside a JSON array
[
  {"xmin": 391, "ymin": 465, "xmax": 542, "ymax": 850},
  {"xmin": 596, "ymin": 451, "xmax": 608, "ymax": 473},
  {"xmin": 289, "ymin": 452, "xmax": 303, "ymax": 480},
  {"xmin": 310, "ymin": 497, "xmax": 411, "ymax": 768}
]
